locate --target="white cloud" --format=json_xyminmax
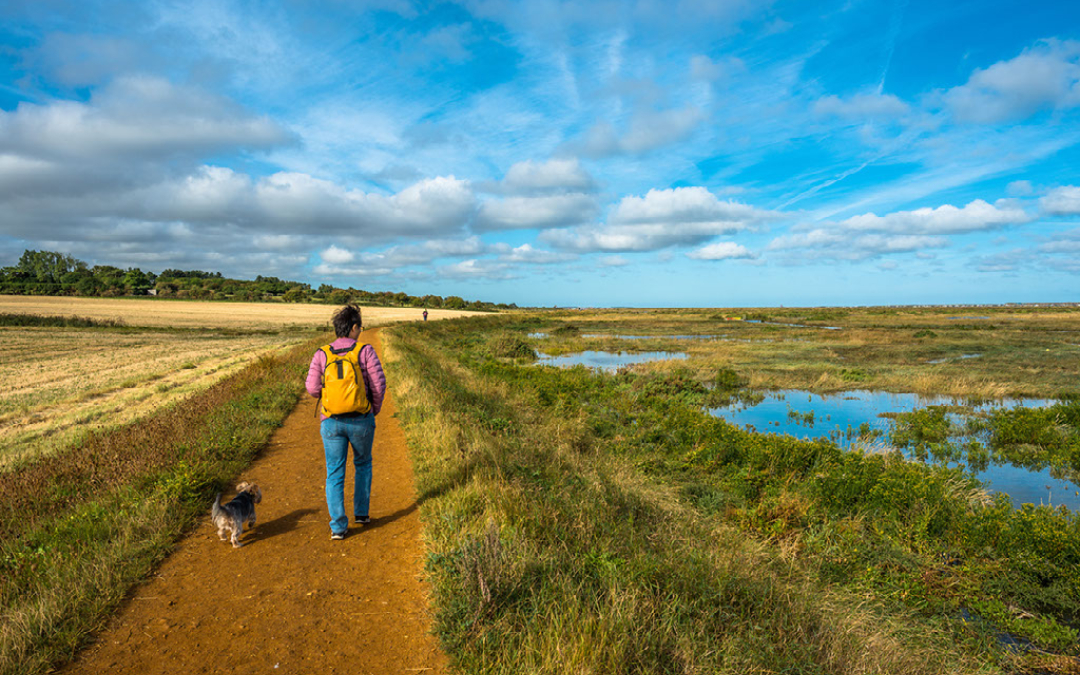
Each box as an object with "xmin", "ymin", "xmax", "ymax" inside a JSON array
[
  {"xmin": 439, "ymin": 259, "xmax": 515, "ymax": 280},
  {"xmin": 689, "ymin": 55, "xmax": 745, "ymax": 81},
  {"xmin": 0, "ymin": 165, "xmax": 477, "ymax": 243},
  {"xmin": 541, "ymin": 187, "xmax": 777, "ymax": 252},
  {"xmin": 499, "ymin": 244, "xmax": 575, "ymax": 264},
  {"xmin": 813, "ymin": 92, "xmax": 910, "ymax": 119},
  {"xmin": 475, "ymin": 193, "xmax": 600, "ymax": 231},
  {"xmin": 599, "ymin": 255, "xmax": 629, "ymax": 267},
  {"xmin": 571, "ymin": 107, "xmax": 704, "ymax": 158},
  {"xmin": 832, "ymin": 199, "xmax": 1031, "ymax": 235},
  {"xmin": 320, "ymin": 245, "xmax": 355, "ymax": 264},
  {"xmin": 1040, "ymin": 186, "xmax": 1080, "ymax": 215},
  {"xmin": 943, "ymin": 39, "xmax": 1080, "ymax": 124},
  {"xmin": 687, "ymin": 241, "xmax": 756, "ymax": 260},
  {"xmin": 770, "ymin": 199, "xmax": 1032, "ymax": 261},
  {"xmin": 1006, "ymin": 180, "xmax": 1034, "ymax": 196},
  {"xmin": 768, "ymin": 230, "xmax": 948, "ymax": 260},
  {"xmin": 0, "ymin": 76, "xmax": 292, "ymax": 161},
  {"xmin": 500, "ymin": 158, "xmax": 597, "ymax": 195}
]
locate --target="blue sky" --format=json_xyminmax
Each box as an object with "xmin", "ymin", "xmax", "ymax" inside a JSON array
[{"xmin": 1, "ymin": 0, "xmax": 1078, "ymax": 307}]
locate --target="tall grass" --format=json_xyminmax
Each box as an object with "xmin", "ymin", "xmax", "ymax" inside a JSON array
[
  {"xmin": 0, "ymin": 337, "xmax": 322, "ymax": 675},
  {"xmin": 385, "ymin": 318, "xmax": 1003, "ymax": 674}
]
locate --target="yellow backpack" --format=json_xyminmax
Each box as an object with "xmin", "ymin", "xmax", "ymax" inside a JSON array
[{"xmin": 319, "ymin": 341, "xmax": 371, "ymax": 417}]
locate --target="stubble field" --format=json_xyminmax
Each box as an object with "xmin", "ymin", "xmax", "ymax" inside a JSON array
[{"xmin": 0, "ymin": 296, "xmax": 480, "ymax": 471}]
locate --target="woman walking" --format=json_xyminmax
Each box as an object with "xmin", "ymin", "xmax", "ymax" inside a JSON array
[{"xmin": 306, "ymin": 305, "xmax": 387, "ymax": 540}]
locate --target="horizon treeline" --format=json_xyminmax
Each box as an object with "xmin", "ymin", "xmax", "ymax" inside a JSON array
[{"xmin": 0, "ymin": 249, "xmax": 516, "ymax": 311}]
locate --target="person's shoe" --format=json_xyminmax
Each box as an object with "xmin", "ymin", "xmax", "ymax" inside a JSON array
[
  {"xmin": 354, "ymin": 515, "xmax": 371, "ymax": 525},
  {"xmin": 330, "ymin": 531, "xmax": 346, "ymax": 540}
]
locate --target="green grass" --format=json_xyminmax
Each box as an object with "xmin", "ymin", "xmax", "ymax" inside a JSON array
[{"xmin": 385, "ymin": 316, "xmax": 1062, "ymax": 674}]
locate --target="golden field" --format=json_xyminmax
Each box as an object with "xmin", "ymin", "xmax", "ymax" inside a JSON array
[
  {"xmin": 0, "ymin": 296, "xmax": 485, "ymax": 470},
  {"xmin": 0, "ymin": 295, "xmax": 480, "ymax": 330}
]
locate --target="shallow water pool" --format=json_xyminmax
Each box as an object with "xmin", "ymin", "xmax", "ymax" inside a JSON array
[
  {"xmin": 708, "ymin": 390, "xmax": 1075, "ymax": 509},
  {"xmin": 535, "ymin": 350, "xmax": 688, "ymax": 372}
]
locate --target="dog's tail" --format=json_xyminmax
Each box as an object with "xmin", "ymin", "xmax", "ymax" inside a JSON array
[{"xmin": 212, "ymin": 492, "xmax": 223, "ymax": 520}]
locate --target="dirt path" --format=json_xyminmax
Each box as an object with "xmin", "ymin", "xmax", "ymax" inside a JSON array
[{"xmin": 62, "ymin": 329, "xmax": 448, "ymax": 675}]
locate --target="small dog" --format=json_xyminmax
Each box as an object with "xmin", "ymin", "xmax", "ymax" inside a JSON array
[{"xmin": 211, "ymin": 482, "xmax": 262, "ymax": 548}]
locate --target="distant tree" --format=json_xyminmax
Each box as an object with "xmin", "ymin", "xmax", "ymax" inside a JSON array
[
  {"xmin": 444, "ymin": 296, "xmax": 466, "ymax": 310},
  {"xmin": 17, "ymin": 250, "xmax": 83, "ymax": 283}
]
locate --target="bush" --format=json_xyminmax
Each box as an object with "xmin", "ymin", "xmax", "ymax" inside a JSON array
[{"xmin": 486, "ymin": 333, "xmax": 538, "ymax": 361}]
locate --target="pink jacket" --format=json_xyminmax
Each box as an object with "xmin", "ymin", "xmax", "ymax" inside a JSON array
[{"xmin": 306, "ymin": 337, "xmax": 387, "ymax": 418}]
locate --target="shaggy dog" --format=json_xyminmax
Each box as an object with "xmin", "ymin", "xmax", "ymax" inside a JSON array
[{"xmin": 211, "ymin": 482, "xmax": 262, "ymax": 548}]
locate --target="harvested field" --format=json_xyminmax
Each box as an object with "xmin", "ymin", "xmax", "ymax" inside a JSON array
[
  {"xmin": 0, "ymin": 296, "xmax": 480, "ymax": 330},
  {"xmin": 0, "ymin": 327, "xmax": 302, "ymax": 471},
  {"xmin": 0, "ymin": 295, "xmax": 485, "ymax": 471}
]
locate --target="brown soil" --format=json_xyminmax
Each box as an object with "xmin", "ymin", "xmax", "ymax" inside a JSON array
[{"xmin": 61, "ymin": 329, "xmax": 448, "ymax": 675}]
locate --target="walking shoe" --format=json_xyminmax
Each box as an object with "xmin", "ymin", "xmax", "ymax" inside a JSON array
[
  {"xmin": 330, "ymin": 531, "xmax": 346, "ymax": 540},
  {"xmin": 354, "ymin": 515, "xmax": 371, "ymax": 525}
]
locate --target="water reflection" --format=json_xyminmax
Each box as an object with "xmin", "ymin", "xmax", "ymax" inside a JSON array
[
  {"xmin": 535, "ymin": 350, "xmax": 687, "ymax": 372},
  {"xmin": 708, "ymin": 390, "xmax": 1074, "ymax": 509}
]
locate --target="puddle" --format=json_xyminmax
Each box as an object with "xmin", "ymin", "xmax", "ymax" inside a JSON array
[
  {"xmin": 582, "ymin": 334, "xmax": 724, "ymax": 340},
  {"xmin": 708, "ymin": 390, "xmax": 1075, "ymax": 510},
  {"xmin": 535, "ymin": 350, "xmax": 687, "ymax": 372},
  {"xmin": 745, "ymin": 320, "xmax": 843, "ymax": 330},
  {"xmin": 927, "ymin": 353, "xmax": 983, "ymax": 364}
]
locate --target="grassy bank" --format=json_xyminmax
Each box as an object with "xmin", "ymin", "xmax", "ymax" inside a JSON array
[
  {"xmin": 383, "ymin": 316, "xmax": 1073, "ymax": 674},
  {"xmin": 0, "ymin": 333, "xmax": 322, "ymax": 675}
]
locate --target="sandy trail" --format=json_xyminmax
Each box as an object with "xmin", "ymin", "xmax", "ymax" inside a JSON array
[{"xmin": 61, "ymin": 329, "xmax": 448, "ymax": 675}]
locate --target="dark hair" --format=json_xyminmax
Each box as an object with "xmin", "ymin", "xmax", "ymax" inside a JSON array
[{"xmin": 332, "ymin": 304, "xmax": 362, "ymax": 338}]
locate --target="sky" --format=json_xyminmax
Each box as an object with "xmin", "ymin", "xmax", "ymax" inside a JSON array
[{"xmin": 1, "ymin": 0, "xmax": 1079, "ymax": 308}]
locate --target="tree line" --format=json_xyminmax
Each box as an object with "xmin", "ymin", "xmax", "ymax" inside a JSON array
[{"xmin": 0, "ymin": 250, "xmax": 515, "ymax": 311}]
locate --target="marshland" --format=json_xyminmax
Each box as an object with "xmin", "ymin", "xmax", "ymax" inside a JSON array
[
  {"xmin": 3, "ymin": 300, "xmax": 1080, "ymax": 674},
  {"xmin": 388, "ymin": 305, "xmax": 1080, "ymax": 674}
]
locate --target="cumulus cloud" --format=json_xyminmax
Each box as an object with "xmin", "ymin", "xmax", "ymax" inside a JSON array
[
  {"xmin": 475, "ymin": 193, "xmax": 600, "ymax": 231},
  {"xmin": 499, "ymin": 244, "xmax": 575, "ymax": 264},
  {"xmin": 1040, "ymin": 186, "xmax": 1080, "ymax": 215},
  {"xmin": 438, "ymin": 259, "xmax": 515, "ymax": 280},
  {"xmin": 768, "ymin": 231, "xmax": 947, "ymax": 260},
  {"xmin": 570, "ymin": 107, "xmax": 704, "ymax": 158},
  {"xmin": 943, "ymin": 39, "xmax": 1080, "ymax": 124},
  {"xmin": 541, "ymin": 187, "xmax": 776, "ymax": 252},
  {"xmin": 0, "ymin": 75, "xmax": 292, "ymax": 161},
  {"xmin": 320, "ymin": 245, "xmax": 355, "ymax": 264},
  {"xmin": 499, "ymin": 158, "xmax": 597, "ymax": 195},
  {"xmin": 1, "ymin": 164, "xmax": 476, "ymax": 243},
  {"xmin": 813, "ymin": 92, "xmax": 910, "ymax": 119},
  {"xmin": 687, "ymin": 241, "xmax": 756, "ymax": 260},
  {"xmin": 770, "ymin": 199, "xmax": 1032, "ymax": 261},
  {"xmin": 312, "ymin": 236, "xmax": 490, "ymax": 278},
  {"xmin": 831, "ymin": 199, "xmax": 1031, "ymax": 235}
]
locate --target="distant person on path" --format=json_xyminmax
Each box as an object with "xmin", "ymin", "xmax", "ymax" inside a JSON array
[
  {"xmin": 422, "ymin": 309, "xmax": 428, "ymax": 321},
  {"xmin": 306, "ymin": 305, "xmax": 387, "ymax": 540}
]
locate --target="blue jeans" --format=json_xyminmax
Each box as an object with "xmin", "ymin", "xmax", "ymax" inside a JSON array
[{"xmin": 320, "ymin": 413, "xmax": 375, "ymax": 535}]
